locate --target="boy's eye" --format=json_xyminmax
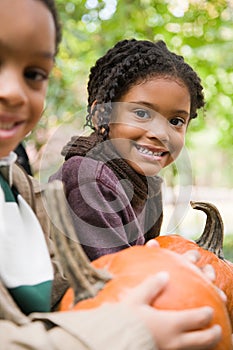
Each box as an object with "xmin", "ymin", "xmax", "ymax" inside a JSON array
[
  {"xmin": 170, "ymin": 117, "xmax": 185, "ymax": 127},
  {"xmin": 134, "ymin": 109, "xmax": 151, "ymax": 119},
  {"xmin": 25, "ymin": 69, "xmax": 48, "ymax": 81}
]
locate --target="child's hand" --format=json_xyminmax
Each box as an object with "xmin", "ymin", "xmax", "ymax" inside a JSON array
[
  {"xmin": 145, "ymin": 239, "xmax": 201, "ymax": 263},
  {"xmin": 122, "ymin": 273, "xmax": 222, "ymax": 350},
  {"xmin": 146, "ymin": 239, "xmax": 212, "ymax": 278},
  {"xmin": 145, "ymin": 239, "xmax": 227, "ymax": 303}
]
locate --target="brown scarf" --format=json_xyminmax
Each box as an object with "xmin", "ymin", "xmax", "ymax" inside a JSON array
[{"xmin": 62, "ymin": 131, "xmax": 163, "ymax": 240}]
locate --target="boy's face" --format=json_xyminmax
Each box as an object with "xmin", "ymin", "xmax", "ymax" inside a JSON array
[
  {"xmin": 0, "ymin": 0, "xmax": 56, "ymax": 158},
  {"xmin": 109, "ymin": 78, "xmax": 191, "ymax": 176}
]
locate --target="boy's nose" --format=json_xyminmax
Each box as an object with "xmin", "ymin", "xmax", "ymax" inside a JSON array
[{"xmin": 0, "ymin": 69, "xmax": 27, "ymax": 107}]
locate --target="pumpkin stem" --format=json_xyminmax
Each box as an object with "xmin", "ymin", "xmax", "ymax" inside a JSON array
[
  {"xmin": 43, "ymin": 181, "xmax": 112, "ymax": 305},
  {"xmin": 191, "ymin": 201, "xmax": 224, "ymax": 260}
]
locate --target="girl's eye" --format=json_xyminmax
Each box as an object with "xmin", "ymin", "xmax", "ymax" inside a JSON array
[
  {"xmin": 170, "ymin": 117, "xmax": 185, "ymax": 127},
  {"xmin": 134, "ymin": 109, "xmax": 151, "ymax": 119},
  {"xmin": 25, "ymin": 69, "xmax": 48, "ymax": 82}
]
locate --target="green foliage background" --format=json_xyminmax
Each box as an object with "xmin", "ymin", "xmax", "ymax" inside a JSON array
[
  {"xmin": 31, "ymin": 0, "xmax": 233, "ymax": 188},
  {"xmin": 224, "ymin": 234, "xmax": 233, "ymax": 260}
]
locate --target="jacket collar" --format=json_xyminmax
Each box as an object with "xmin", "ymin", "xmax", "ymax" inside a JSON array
[{"xmin": 0, "ymin": 152, "xmax": 17, "ymax": 186}]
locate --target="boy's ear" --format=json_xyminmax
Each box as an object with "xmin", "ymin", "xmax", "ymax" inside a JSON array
[{"xmin": 90, "ymin": 100, "xmax": 98, "ymax": 130}]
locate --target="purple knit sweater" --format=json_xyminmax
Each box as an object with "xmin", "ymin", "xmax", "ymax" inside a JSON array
[{"xmin": 49, "ymin": 155, "xmax": 162, "ymax": 261}]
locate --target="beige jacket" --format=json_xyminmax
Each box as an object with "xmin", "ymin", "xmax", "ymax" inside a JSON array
[{"xmin": 0, "ymin": 163, "xmax": 156, "ymax": 350}]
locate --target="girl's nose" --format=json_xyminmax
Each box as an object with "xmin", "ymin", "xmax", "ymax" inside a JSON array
[
  {"xmin": 146, "ymin": 114, "xmax": 169, "ymax": 143},
  {"xmin": 0, "ymin": 68, "xmax": 27, "ymax": 107}
]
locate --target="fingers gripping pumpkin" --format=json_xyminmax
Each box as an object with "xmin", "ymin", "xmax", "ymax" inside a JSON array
[{"xmin": 156, "ymin": 201, "xmax": 233, "ymax": 327}]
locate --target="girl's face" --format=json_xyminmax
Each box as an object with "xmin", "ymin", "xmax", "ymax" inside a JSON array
[
  {"xmin": 0, "ymin": 0, "xmax": 56, "ymax": 158},
  {"xmin": 109, "ymin": 78, "xmax": 191, "ymax": 176}
]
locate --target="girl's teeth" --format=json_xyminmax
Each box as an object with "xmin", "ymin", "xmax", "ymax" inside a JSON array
[{"xmin": 137, "ymin": 146, "xmax": 163, "ymax": 157}]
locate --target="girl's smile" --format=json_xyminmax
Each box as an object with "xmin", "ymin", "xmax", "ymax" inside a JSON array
[
  {"xmin": 109, "ymin": 78, "xmax": 191, "ymax": 176},
  {"xmin": 135, "ymin": 142, "xmax": 168, "ymax": 159}
]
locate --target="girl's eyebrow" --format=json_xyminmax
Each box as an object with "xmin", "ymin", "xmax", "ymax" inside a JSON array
[{"xmin": 129, "ymin": 101, "xmax": 190, "ymax": 117}]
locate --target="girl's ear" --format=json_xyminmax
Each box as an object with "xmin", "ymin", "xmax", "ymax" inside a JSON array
[{"xmin": 90, "ymin": 100, "xmax": 98, "ymax": 130}]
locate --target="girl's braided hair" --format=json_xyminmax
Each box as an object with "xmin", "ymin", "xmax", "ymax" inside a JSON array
[
  {"xmin": 86, "ymin": 39, "xmax": 204, "ymax": 138},
  {"xmin": 38, "ymin": 0, "xmax": 62, "ymax": 53}
]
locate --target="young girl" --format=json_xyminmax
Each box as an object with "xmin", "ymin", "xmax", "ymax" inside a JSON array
[
  {"xmin": 50, "ymin": 39, "xmax": 204, "ymax": 261},
  {"xmin": 0, "ymin": 1, "xmax": 222, "ymax": 349}
]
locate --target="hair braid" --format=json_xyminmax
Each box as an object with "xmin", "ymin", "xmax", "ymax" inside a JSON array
[{"xmin": 85, "ymin": 39, "xmax": 205, "ymax": 135}]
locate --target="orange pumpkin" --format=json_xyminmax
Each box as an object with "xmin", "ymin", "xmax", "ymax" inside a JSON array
[
  {"xmin": 156, "ymin": 201, "xmax": 233, "ymax": 327},
  {"xmin": 60, "ymin": 245, "xmax": 232, "ymax": 350}
]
